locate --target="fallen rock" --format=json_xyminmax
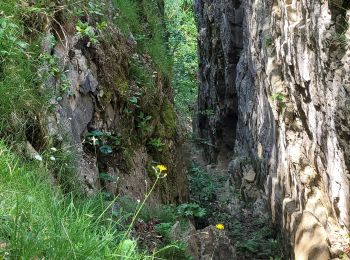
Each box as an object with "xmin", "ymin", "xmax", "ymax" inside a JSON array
[
  {"xmin": 186, "ymin": 225, "xmax": 236, "ymax": 260},
  {"xmin": 243, "ymin": 168, "xmax": 256, "ymax": 183}
]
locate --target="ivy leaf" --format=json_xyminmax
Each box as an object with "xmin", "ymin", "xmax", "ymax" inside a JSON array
[
  {"xmin": 128, "ymin": 96, "xmax": 138, "ymax": 104},
  {"xmin": 87, "ymin": 130, "xmax": 104, "ymax": 137},
  {"xmin": 99, "ymin": 145, "xmax": 113, "ymax": 154}
]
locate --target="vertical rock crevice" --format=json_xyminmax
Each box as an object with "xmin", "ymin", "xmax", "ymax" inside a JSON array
[
  {"xmin": 195, "ymin": 0, "xmax": 243, "ymax": 164},
  {"xmin": 195, "ymin": 0, "xmax": 350, "ymax": 258}
]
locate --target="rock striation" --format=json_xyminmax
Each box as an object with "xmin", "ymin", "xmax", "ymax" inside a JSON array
[{"xmin": 195, "ymin": 0, "xmax": 350, "ymax": 258}]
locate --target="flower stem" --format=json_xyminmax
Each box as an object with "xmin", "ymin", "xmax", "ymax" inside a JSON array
[{"xmin": 123, "ymin": 176, "xmax": 160, "ymax": 239}]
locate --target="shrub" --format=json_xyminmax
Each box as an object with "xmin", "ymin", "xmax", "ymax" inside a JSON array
[{"xmin": 188, "ymin": 163, "xmax": 218, "ymax": 204}]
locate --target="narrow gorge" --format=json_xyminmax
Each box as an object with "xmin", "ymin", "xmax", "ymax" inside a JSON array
[
  {"xmin": 195, "ymin": 0, "xmax": 350, "ymax": 259},
  {"xmin": 0, "ymin": 0, "xmax": 349, "ymax": 259}
]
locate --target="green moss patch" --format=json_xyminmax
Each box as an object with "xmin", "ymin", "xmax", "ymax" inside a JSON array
[{"xmin": 161, "ymin": 98, "xmax": 177, "ymax": 138}]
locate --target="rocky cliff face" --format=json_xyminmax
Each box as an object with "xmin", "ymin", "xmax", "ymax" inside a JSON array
[
  {"xmin": 195, "ymin": 0, "xmax": 350, "ymax": 258},
  {"xmin": 195, "ymin": 0, "xmax": 243, "ymax": 163},
  {"xmin": 31, "ymin": 2, "xmax": 189, "ymax": 205}
]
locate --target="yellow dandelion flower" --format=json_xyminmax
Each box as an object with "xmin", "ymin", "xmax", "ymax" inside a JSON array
[
  {"xmin": 156, "ymin": 165, "xmax": 167, "ymax": 173},
  {"xmin": 216, "ymin": 223, "xmax": 224, "ymax": 230}
]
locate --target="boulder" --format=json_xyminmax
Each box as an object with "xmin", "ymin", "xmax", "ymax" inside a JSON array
[{"xmin": 186, "ymin": 225, "xmax": 236, "ymax": 260}]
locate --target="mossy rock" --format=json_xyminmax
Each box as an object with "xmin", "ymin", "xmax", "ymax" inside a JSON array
[
  {"xmin": 122, "ymin": 147, "xmax": 134, "ymax": 170},
  {"xmin": 116, "ymin": 78, "xmax": 129, "ymax": 97},
  {"xmin": 160, "ymin": 98, "xmax": 176, "ymax": 138}
]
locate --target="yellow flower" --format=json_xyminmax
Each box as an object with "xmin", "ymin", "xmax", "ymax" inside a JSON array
[
  {"xmin": 216, "ymin": 223, "xmax": 224, "ymax": 230},
  {"xmin": 156, "ymin": 165, "xmax": 167, "ymax": 173}
]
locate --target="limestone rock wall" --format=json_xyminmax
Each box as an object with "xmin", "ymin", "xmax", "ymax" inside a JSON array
[
  {"xmin": 195, "ymin": 0, "xmax": 350, "ymax": 258},
  {"xmin": 37, "ymin": 3, "xmax": 189, "ymax": 205}
]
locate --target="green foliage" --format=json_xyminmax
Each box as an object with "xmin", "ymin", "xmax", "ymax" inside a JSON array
[
  {"xmin": 142, "ymin": 0, "xmax": 173, "ymax": 78},
  {"xmin": 39, "ymin": 48, "xmax": 75, "ymax": 98},
  {"xmin": 137, "ymin": 112, "xmax": 153, "ymax": 137},
  {"xmin": 129, "ymin": 58, "xmax": 155, "ymax": 92},
  {"xmin": 165, "ymin": 0, "xmax": 198, "ymax": 115},
  {"xmin": 186, "ymin": 161, "xmax": 283, "ymax": 258},
  {"xmin": 148, "ymin": 138, "xmax": 165, "ymax": 152},
  {"xmin": 116, "ymin": 196, "xmax": 193, "ymax": 259},
  {"xmin": 235, "ymin": 222, "xmax": 282, "ymax": 258},
  {"xmin": 86, "ymin": 1, "xmax": 105, "ymax": 16},
  {"xmin": 155, "ymin": 222, "xmax": 173, "ymax": 240},
  {"xmin": 0, "ymin": 14, "xmax": 41, "ymax": 123},
  {"xmin": 0, "ymin": 142, "xmax": 149, "ymax": 259},
  {"xmin": 328, "ymin": 1, "xmax": 349, "ymax": 48},
  {"xmin": 86, "ymin": 130, "xmax": 122, "ymax": 154},
  {"xmin": 76, "ymin": 20, "xmax": 98, "ymax": 44},
  {"xmin": 271, "ymin": 92, "xmax": 286, "ymax": 109},
  {"xmin": 0, "ymin": 142, "xmax": 191, "ymax": 259},
  {"xmin": 0, "ymin": 1, "xmax": 189, "ymax": 259},
  {"xmin": 113, "ymin": 0, "xmax": 141, "ymax": 35},
  {"xmin": 336, "ymin": 33, "xmax": 348, "ymax": 48},
  {"xmin": 265, "ymin": 36, "xmax": 273, "ymax": 47},
  {"xmin": 117, "ymin": 196, "xmax": 177, "ymax": 224},
  {"xmin": 188, "ymin": 163, "xmax": 218, "ymax": 203},
  {"xmin": 46, "ymin": 144, "xmax": 83, "ymax": 196},
  {"xmin": 160, "ymin": 98, "xmax": 177, "ymax": 138},
  {"xmin": 117, "ymin": 239, "xmax": 138, "ymax": 258},
  {"xmin": 59, "ymin": 73, "xmax": 72, "ymax": 95},
  {"xmin": 128, "ymin": 93, "xmax": 142, "ymax": 108},
  {"xmin": 230, "ymin": 214, "xmax": 282, "ymax": 258},
  {"xmin": 177, "ymin": 203, "xmax": 206, "ymax": 218},
  {"xmin": 99, "ymin": 144, "xmax": 113, "ymax": 154},
  {"xmin": 113, "ymin": 0, "xmax": 173, "ymax": 78}
]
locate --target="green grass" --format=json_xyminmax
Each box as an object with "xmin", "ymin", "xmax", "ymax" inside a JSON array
[
  {"xmin": 0, "ymin": 142, "xmax": 189, "ymax": 259},
  {"xmin": 0, "ymin": 142, "xmax": 153, "ymax": 259},
  {"xmin": 113, "ymin": 0, "xmax": 141, "ymax": 35},
  {"xmin": 0, "ymin": 12, "xmax": 42, "ymax": 121},
  {"xmin": 113, "ymin": 0, "xmax": 173, "ymax": 79},
  {"xmin": 0, "ymin": 0, "xmax": 55, "ymax": 140}
]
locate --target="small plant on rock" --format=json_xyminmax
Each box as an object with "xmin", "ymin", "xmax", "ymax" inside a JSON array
[
  {"xmin": 128, "ymin": 94, "xmax": 141, "ymax": 108},
  {"xmin": 137, "ymin": 112, "xmax": 153, "ymax": 137},
  {"xmin": 265, "ymin": 36, "xmax": 273, "ymax": 48},
  {"xmin": 85, "ymin": 130, "xmax": 122, "ymax": 155},
  {"xmin": 76, "ymin": 20, "xmax": 98, "ymax": 44},
  {"xmin": 271, "ymin": 92, "xmax": 286, "ymax": 109},
  {"xmin": 147, "ymin": 137, "xmax": 165, "ymax": 152}
]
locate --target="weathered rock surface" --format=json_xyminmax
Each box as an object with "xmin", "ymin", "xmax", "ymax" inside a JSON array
[
  {"xmin": 195, "ymin": 0, "xmax": 243, "ymax": 163},
  {"xmin": 195, "ymin": 0, "xmax": 350, "ymax": 258},
  {"xmin": 37, "ymin": 5, "xmax": 189, "ymax": 204},
  {"xmin": 186, "ymin": 225, "xmax": 237, "ymax": 260}
]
